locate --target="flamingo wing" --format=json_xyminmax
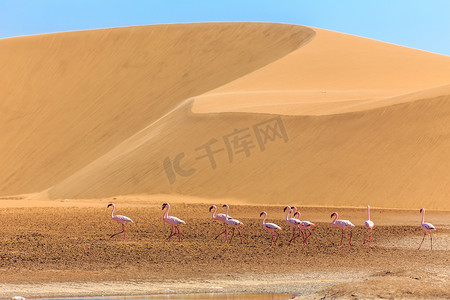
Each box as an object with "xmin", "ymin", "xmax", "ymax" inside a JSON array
[
  {"xmin": 365, "ymin": 220, "xmax": 374, "ymax": 228},
  {"xmin": 165, "ymin": 216, "xmax": 186, "ymax": 225},
  {"xmin": 113, "ymin": 215, "xmax": 133, "ymax": 224},
  {"xmin": 227, "ymin": 218, "xmax": 243, "ymax": 226},
  {"xmin": 287, "ymin": 218, "xmax": 301, "ymax": 226},
  {"xmin": 301, "ymin": 220, "xmax": 315, "ymax": 227},
  {"xmin": 265, "ymin": 223, "xmax": 282, "ymax": 230},
  {"xmin": 422, "ymin": 222, "xmax": 435, "ymax": 230},
  {"xmin": 216, "ymin": 213, "xmax": 232, "ymax": 221},
  {"xmin": 336, "ymin": 220, "xmax": 354, "ymax": 227}
]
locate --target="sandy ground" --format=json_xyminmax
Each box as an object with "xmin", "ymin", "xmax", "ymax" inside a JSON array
[{"xmin": 0, "ymin": 198, "xmax": 448, "ymax": 299}]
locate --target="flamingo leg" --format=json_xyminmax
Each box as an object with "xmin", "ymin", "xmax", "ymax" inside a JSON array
[
  {"xmin": 369, "ymin": 228, "xmax": 373, "ymax": 247},
  {"xmin": 363, "ymin": 228, "xmax": 368, "ymax": 245},
  {"xmin": 289, "ymin": 228, "xmax": 298, "ymax": 244},
  {"xmin": 224, "ymin": 225, "xmax": 229, "ymax": 242},
  {"xmin": 214, "ymin": 224, "xmax": 227, "ymax": 241},
  {"xmin": 348, "ymin": 229, "xmax": 353, "ymax": 246},
  {"xmin": 304, "ymin": 228, "xmax": 312, "ymax": 245},
  {"xmin": 110, "ymin": 224, "xmax": 125, "ymax": 239},
  {"xmin": 166, "ymin": 226, "xmax": 174, "ymax": 241},
  {"xmin": 237, "ymin": 228, "xmax": 243, "ymax": 244},
  {"xmin": 294, "ymin": 229, "xmax": 304, "ymax": 245},
  {"xmin": 229, "ymin": 228, "xmax": 236, "ymax": 243},
  {"xmin": 274, "ymin": 231, "xmax": 280, "ymax": 246},
  {"xmin": 338, "ymin": 229, "xmax": 344, "ymax": 247},
  {"xmin": 430, "ymin": 232, "xmax": 433, "ymax": 251},
  {"xmin": 418, "ymin": 232, "xmax": 426, "ymax": 250},
  {"xmin": 175, "ymin": 226, "xmax": 183, "ymax": 242},
  {"xmin": 289, "ymin": 228, "xmax": 296, "ymax": 244},
  {"xmin": 270, "ymin": 231, "xmax": 274, "ymax": 248}
]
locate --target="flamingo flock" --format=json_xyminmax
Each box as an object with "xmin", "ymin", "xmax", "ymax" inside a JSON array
[{"xmin": 106, "ymin": 203, "xmax": 437, "ymax": 250}]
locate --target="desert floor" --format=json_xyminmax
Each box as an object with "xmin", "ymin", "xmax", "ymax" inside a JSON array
[{"xmin": 0, "ymin": 197, "xmax": 449, "ymax": 299}]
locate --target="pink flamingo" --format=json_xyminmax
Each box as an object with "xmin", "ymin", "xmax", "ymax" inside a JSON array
[
  {"xmin": 162, "ymin": 203, "xmax": 186, "ymax": 242},
  {"xmin": 418, "ymin": 208, "xmax": 436, "ymax": 250},
  {"xmin": 107, "ymin": 203, "xmax": 133, "ymax": 240},
  {"xmin": 209, "ymin": 204, "xmax": 231, "ymax": 241},
  {"xmin": 330, "ymin": 212, "xmax": 355, "ymax": 247},
  {"xmin": 283, "ymin": 206, "xmax": 301, "ymax": 244},
  {"xmin": 363, "ymin": 205, "xmax": 374, "ymax": 246},
  {"xmin": 293, "ymin": 211, "xmax": 315, "ymax": 245},
  {"xmin": 290, "ymin": 206, "xmax": 305, "ymax": 242},
  {"xmin": 260, "ymin": 211, "xmax": 282, "ymax": 248},
  {"xmin": 223, "ymin": 205, "xmax": 243, "ymax": 244}
]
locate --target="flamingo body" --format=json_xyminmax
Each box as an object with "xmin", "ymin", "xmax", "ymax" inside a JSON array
[
  {"xmin": 163, "ymin": 215, "xmax": 186, "ymax": 226},
  {"xmin": 284, "ymin": 206, "xmax": 301, "ymax": 244},
  {"xmin": 418, "ymin": 208, "xmax": 435, "ymax": 250},
  {"xmin": 162, "ymin": 203, "xmax": 185, "ymax": 242},
  {"xmin": 293, "ymin": 211, "xmax": 316, "ymax": 245},
  {"xmin": 209, "ymin": 205, "xmax": 230, "ymax": 242},
  {"xmin": 260, "ymin": 211, "xmax": 282, "ymax": 248},
  {"xmin": 421, "ymin": 222, "xmax": 435, "ymax": 231},
  {"xmin": 365, "ymin": 220, "xmax": 374, "ymax": 228},
  {"xmin": 363, "ymin": 205, "xmax": 375, "ymax": 246},
  {"xmin": 223, "ymin": 205, "xmax": 243, "ymax": 244},
  {"xmin": 263, "ymin": 222, "xmax": 282, "ymax": 231},
  {"xmin": 331, "ymin": 212, "xmax": 355, "ymax": 247},
  {"xmin": 107, "ymin": 203, "xmax": 133, "ymax": 240},
  {"xmin": 333, "ymin": 219, "xmax": 355, "ymax": 229}
]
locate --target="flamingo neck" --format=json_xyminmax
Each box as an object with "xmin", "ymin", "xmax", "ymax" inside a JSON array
[
  {"xmin": 211, "ymin": 206, "xmax": 217, "ymax": 219},
  {"xmin": 285, "ymin": 207, "xmax": 291, "ymax": 221},
  {"xmin": 110, "ymin": 205, "xmax": 115, "ymax": 219},
  {"xmin": 290, "ymin": 207, "xmax": 297, "ymax": 218},
  {"xmin": 421, "ymin": 209, "xmax": 425, "ymax": 224},
  {"xmin": 332, "ymin": 213, "xmax": 338, "ymax": 224},
  {"xmin": 261, "ymin": 213, "xmax": 267, "ymax": 226},
  {"xmin": 225, "ymin": 205, "xmax": 229, "ymax": 218},
  {"xmin": 163, "ymin": 204, "xmax": 170, "ymax": 219},
  {"xmin": 367, "ymin": 206, "xmax": 371, "ymax": 221}
]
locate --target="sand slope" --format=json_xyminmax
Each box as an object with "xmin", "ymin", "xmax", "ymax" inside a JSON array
[
  {"xmin": 0, "ymin": 22, "xmax": 313, "ymax": 196},
  {"xmin": 1, "ymin": 23, "xmax": 450, "ymax": 209}
]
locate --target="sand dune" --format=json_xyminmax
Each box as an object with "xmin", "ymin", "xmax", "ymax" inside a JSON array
[
  {"xmin": 0, "ymin": 22, "xmax": 313, "ymax": 196},
  {"xmin": 1, "ymin": 23, "xmax": 450, "ymax": 210},
  {"xmin": 193, "ymin": 28, "xmax": 450, "ymax": 115}
]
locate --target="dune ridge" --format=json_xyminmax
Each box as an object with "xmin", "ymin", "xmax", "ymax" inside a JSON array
[
  {"xmin": 1, "ymin": 23, "xmax": 450, "ymax": 210},
  {"xmin": 193, "ymin": 28, "xmax": 450, "ymax": 115}
]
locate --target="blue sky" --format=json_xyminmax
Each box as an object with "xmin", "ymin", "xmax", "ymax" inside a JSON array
[{"xmin": 1, "ymin": 0, "xmax": 449, "ymax": 56}]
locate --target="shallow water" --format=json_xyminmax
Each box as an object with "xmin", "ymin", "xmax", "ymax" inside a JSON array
[{"xmin": 43, "ymin": 293, "xmax": 296, "ymax": 300}]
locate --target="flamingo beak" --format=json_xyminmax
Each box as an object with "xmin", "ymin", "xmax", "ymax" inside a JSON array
[
  {"xmin": 259, "ymin": 212, "xmax": 263, "ymax": 217},
  {"xmin": 107, "ymin": 204, "xmax": 112, "ymax": 208},
  {"xmin": 209, "ymin": 206, "xmax": 213, "ymax": 212},
  {"xmin": 283, "ymin": 207, "xmax": 287, "ymax": 212},
  {"xmin": 330, "ymin": 213, "xmax": 334, "ymax": 218}
]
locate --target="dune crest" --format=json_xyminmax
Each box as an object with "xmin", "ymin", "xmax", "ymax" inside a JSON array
[{"xmin": 193, "ymin": 28, "xmax": 450, "ymax": 115}]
